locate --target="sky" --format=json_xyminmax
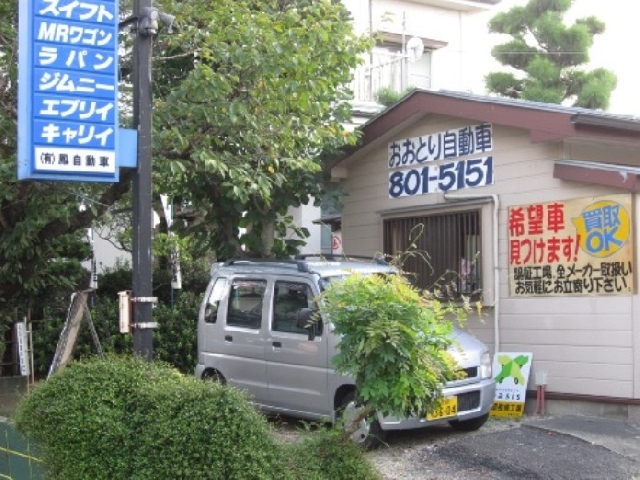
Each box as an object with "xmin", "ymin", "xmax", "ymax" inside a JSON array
[{"xmin": 469, "ymin": 0, "xmax": 640, "ymax": 116}]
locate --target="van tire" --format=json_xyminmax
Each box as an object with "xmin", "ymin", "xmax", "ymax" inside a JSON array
[
  {"xmin": 202, "ymin": 369, "xmax": 226, "ymax": 385},
  {"xmin": 448, "ymin": 413, "xmax": 489, "ymax": 432},
  {"xmin": 338, "ymin": 391, "xmax": 386, "ymax": 450}
]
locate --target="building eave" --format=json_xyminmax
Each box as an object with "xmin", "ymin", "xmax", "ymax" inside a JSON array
[
  {"xmin": 331, "ymin": 90, "xmax": 640, "ymax": 170},
  {"xmin": 571, "ymin": 113, "xmax": 640, "ymax": 133},
  {"xmin": 376, "ymin": 31, "xmax": 448, "ymax": 50},
  {"xmin": 411, "ymin": 0, "xmax": 502, "ymax": 13},
  {"xmin": 554, "ymin": 160, "xmax": 640, "ymax": 192}
]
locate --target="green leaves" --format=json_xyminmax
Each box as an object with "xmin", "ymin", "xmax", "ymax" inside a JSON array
[
  {"xmin": 14, "ymin": 356, "xmax": 288, "ymax": 479},
  {"xmin": 319, "ymin": 272, "xmax": 461, "ymax": 420},
  {"xmin": 15, "ymin": 352, "xmax": 380, "ymax": 479},
  {"xmin": 486, "ymin": 0, "xmax": 616, "ymax": 109},
  {"xmin": 153, "ymin": 0, "xmax": 372, "ymax": 259}
]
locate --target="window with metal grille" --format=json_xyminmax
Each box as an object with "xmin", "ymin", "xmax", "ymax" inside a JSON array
[{"xmin": 383, "ymin": 210, "xmax": 481, "ymax": 297}]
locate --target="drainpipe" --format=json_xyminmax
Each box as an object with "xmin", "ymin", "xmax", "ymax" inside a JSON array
[
  {"xmin": 443, "ymin": 193, "xmax": 500, "ymax": 354},
  {"xmin": 368, "ymin": 0, "xmax": 373, "ymax": 60}
]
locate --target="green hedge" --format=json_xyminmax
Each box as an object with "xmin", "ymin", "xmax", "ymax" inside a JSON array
[
  {"xmin": 30, "ymin": 294, "xmax": 199, "ymax": 376},
  {"xmin": 30, "ymin": 262, "xmax": 204, "ymax": 376},
  {"xmin": 14, "ymin": 356, "xmax": 380, "ymax": 479},
  {"xmin": 14, "ymin": 356, "xmax": 286, "ymax": 479},
  {"xmin": 1, "ymin": 257, "xmax": 211, "ymax": 376}
]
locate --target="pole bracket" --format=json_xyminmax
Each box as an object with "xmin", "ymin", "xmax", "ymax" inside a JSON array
[
  {"xmin": 131, "ymin": 296, "xmax": 158, "ymax": 304},
  {"xmin": 133, "ymin": 322, "xmax": 158, "ymax": 329},
  {"xmin": 118, "ymin": 15, "xmax": 138, "ymax": 31}
]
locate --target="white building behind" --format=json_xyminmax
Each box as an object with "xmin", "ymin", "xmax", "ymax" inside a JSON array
[{"xmin": 305, "ymin": 0, "xmax": 503, "ymax": 255}]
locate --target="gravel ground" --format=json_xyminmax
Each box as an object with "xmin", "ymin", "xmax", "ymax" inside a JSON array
[
  {"xmin": 270, "ymin": 415, "xmax": 522, "ymax": 479},
  {"xmin": 364, "ymin": 417, "xmax": 521, "ymax": 479},
  {"xmin": 273, "ymin": 416, "xmax": 640, "ymax": 479}
]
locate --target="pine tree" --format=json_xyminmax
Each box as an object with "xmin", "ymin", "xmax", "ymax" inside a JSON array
[{"xmin": 485, "ymin": 0, "xmax": 617, "ymax": 109}]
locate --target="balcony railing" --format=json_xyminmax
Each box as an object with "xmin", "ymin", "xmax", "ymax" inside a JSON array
[{"xmin": 350, "ymin": 51, "xmax": 431, "ymax": 103}]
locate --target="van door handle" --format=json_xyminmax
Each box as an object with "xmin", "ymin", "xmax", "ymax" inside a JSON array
[
  {"xmin": 224, "ymin": 335, "xmax": 233, "ymax": 342},
  {"xmin": 272, "ymin": 341, "xmax": 282, "ymax": 348}
]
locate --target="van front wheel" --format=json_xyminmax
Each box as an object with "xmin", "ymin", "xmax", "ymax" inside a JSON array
[{"xmin": 337, "ymin": 392, "xmax": 386, "ymax": 450}]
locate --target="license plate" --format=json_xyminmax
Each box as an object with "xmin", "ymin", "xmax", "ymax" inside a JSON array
[{"xmin": 427, "ymin": 396, "xmax": 458, "ymax": 420}]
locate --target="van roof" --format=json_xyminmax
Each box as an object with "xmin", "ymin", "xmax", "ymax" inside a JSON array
[
  {"xmin": 305, "ymin": 260, "xmax": 396, "ymax": 278},
  {"xmin": 212, "ymin": 255, "xmax": 396, "ymax": 278}
]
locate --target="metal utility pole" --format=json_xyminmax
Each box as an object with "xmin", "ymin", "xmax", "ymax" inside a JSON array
[{"xmin": 132, "ymin": 0, "xmax": 156, "ymax": 360}]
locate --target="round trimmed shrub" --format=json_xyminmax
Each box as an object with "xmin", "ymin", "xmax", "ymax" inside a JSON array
[
  {"xmin": 134, "ymin": 377, "xmax": 288, "ymax": 479},
  {"xmin": 14, "ymin": 356, "xmax": 287, "ymax": 480}
]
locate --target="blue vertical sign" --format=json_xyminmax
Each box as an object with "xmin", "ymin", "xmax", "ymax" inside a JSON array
[{"xmin": 18, "ymin": 0, "xmax": 120, "ymax": 182}]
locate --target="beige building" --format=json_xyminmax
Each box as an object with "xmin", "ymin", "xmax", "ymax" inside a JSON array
[{"xmin": 330, "ymin": 89, "xmax": 640, "ymax": 422}]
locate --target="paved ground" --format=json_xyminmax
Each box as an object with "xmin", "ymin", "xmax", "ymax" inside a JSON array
[
  {"xmin": 526, "ymin": 415, "xmax": 640, "ymax": 461},
  {"xmin": 367, "ymin": 415, "xmax": 640, "ymax": 479}
]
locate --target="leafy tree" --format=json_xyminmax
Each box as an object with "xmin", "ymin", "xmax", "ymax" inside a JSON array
[
  {"xmin": 0, "ymin": 0, "xmax": 369, "ymax": 334},
  {"xmin": 151, "ymin": 0, "xmax": 371, "ymax": 259},
  {"xmin": 485, "ymin": 0, "xmax": 617, "ymax": 109}
]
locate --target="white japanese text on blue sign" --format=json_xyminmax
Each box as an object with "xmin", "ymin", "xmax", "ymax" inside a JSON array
[{"xmin": 32, "ymin": 0, "xmax": 118, "ymax": 175}]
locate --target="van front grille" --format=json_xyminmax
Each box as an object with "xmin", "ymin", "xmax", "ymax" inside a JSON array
[
  {"xmin": 457, "ymin": 391, "xmax": 481, "ymax": 412},
  {"xmin": 460, "ymin": 367, "xmax": 478, "ymax": 379}
]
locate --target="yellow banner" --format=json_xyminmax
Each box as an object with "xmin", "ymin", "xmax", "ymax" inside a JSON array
[
  {"xmin": 490, "ymin": 400, "xmax": 525, "ymax": 418},
  {"xmin": 508, "ymin": 194, "xmax": 634, "ymax": 296}
]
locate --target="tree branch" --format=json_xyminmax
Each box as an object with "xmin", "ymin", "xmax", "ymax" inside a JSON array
[
  {"xmin": 37, "ymin": 169, "xmax": 135, "ymax": 242},
  {"xmin": 155, "ymin": 51, "xmax": 196, "ymax": 62},
  {"xmin": 0, "ymin": 207, "xmax": 9, "ymax": 230}
]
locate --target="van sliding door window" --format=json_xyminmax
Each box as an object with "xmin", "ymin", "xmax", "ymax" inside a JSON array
[
  {"xmin": 272, "ymin": 281, "xmax": 322, "ymax": 335},
  {"xmin": 227, "ymin": 279, "xmax": 267, "ymax": 329},
  {"xmin": 273, "ymin": 281, "xmax": 315, "ymax": 334}
]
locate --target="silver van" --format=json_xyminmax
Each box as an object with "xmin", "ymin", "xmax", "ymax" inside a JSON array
[{"xmin": 195, "ymin": 257, "xmax": 496, "ymax": 446}]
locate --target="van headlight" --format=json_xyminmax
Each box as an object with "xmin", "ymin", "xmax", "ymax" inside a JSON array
[{"xmin": 480, "ymin": 352, "xmax": 492, "ymax": 379}]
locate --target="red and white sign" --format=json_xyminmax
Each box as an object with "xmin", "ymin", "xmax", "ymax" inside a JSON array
[{"xmin": 331, "ymin": 232, "xmax": 342, "ymax": 253}]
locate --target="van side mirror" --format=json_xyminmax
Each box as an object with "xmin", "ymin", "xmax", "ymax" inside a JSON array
[{"xmin": 296, "ymin": 308, "xmax": 317, "ymax": 341}]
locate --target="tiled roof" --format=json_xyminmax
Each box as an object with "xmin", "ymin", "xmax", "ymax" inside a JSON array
[{"xmin": 363, "ymin": 89, "xmax": 640, "ymax": 128}]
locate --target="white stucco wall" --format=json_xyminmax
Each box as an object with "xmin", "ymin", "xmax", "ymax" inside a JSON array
[
  {"xmin": 342, "ymin": 0, "xmax": 497, "ymax": 92},
  {"xmin": 287, "ymin": 201, "xmax": 322, "ymax": 254}
]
